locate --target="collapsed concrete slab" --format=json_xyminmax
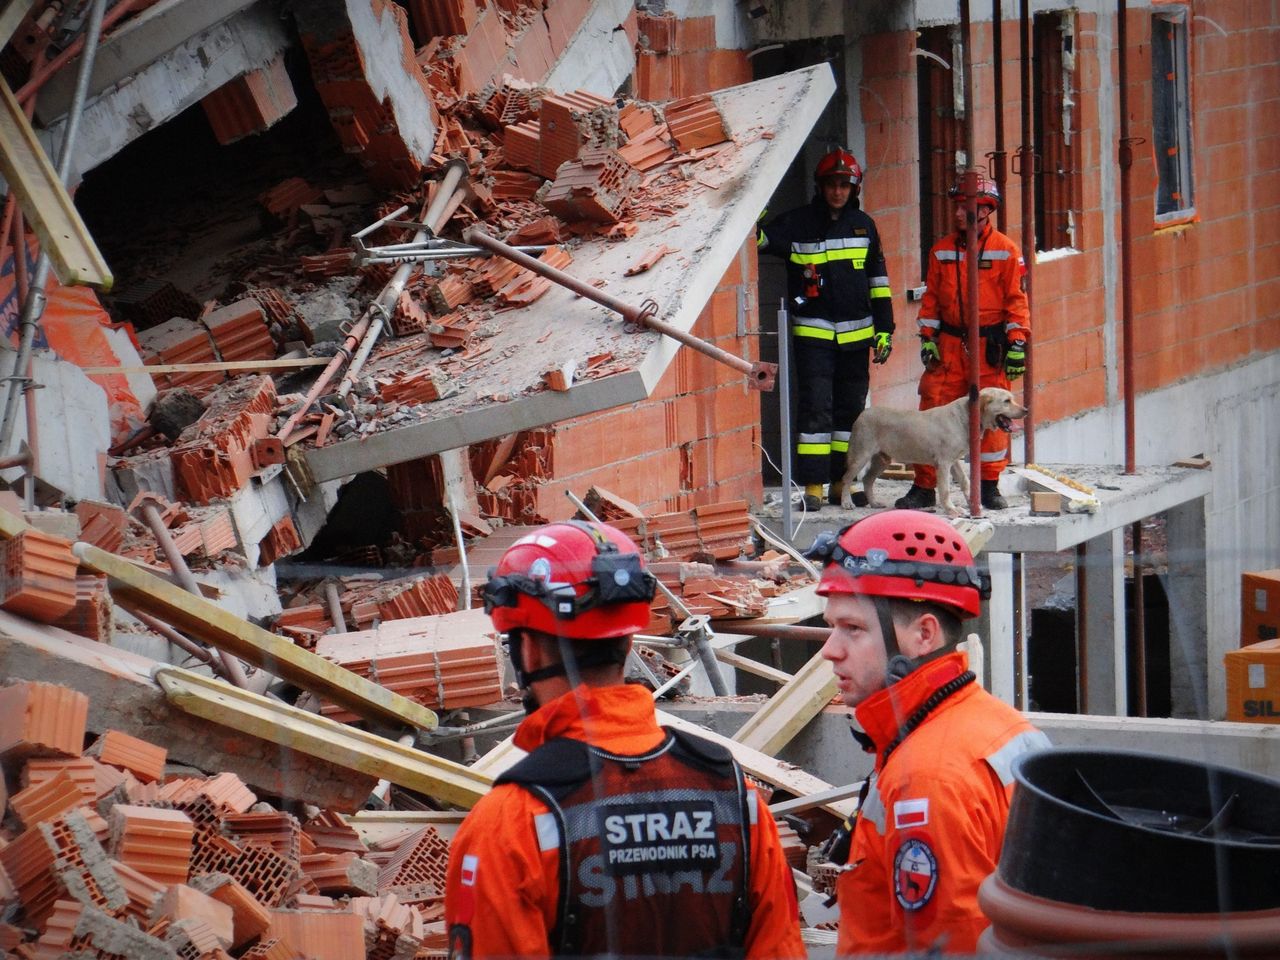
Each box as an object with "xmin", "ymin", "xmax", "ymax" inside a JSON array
[{"xmin": 303, "ymin": 63, "xmax": 835, "ymax": 483}]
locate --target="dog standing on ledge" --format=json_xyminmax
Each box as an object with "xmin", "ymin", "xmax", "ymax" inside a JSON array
[{"xmin": 839, "ymin": 387, "xmax": 1027, "ymax": 516}]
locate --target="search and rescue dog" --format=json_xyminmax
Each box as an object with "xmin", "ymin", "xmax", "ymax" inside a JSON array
[{"xmin": 838, "ymin": 387, "xmax": 1027, "ymax": 516}]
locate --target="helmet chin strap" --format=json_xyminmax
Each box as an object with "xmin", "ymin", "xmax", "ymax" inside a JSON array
[
  {"xmin": 506, "ymin": 630, "xmax": 627, "ymax": 713},
  {"xmin": 874, "ymin": 598, "xmax": 950, "ymax": 686}
]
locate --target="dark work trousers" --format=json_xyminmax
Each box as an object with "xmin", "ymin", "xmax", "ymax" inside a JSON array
[{"xmin": 792, "ymin": 338, "xmax": 871, "ymax": 485}]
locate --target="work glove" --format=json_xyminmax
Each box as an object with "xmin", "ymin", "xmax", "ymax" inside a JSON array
[
  {"xmin": 920, "ymin": 338, "xmax": 941, "ymax": 371},
  {"xmin": 755, "ymin": 208, "xmax": 768, "ymax": 248},
  {"xmin": 872, "ymin": 332, "xmax": 892, "ymax": 364},
  {"xmin": 1005, "ymin": 341, "xmax": 1026, "ymax": 380}
]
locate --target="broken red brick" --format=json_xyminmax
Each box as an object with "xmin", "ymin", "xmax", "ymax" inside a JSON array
[
  {"xmin": 0, "ymin": 526, "xmax": 82, "ymax": 621},
  {"xmin": 202, "ymin": 54, "xmax": 298, "ymax": 145},
  {"xmin": 0, "ymin": 681, "xmax": 88, "ymax": 762},
  {"xmin": 664, "ymin": 95, "xmax": 729, "ymax": 152},
  {"xmin": 84, "ymin": 730, "xmax": 167, "ymax": 784},
  {"xmin": 258, "ymin": 515, "xmax": 303, "ymax": 567},
  {"xmin": 541, "ymin": 147, "xmax": 640, "ymax": 224}
]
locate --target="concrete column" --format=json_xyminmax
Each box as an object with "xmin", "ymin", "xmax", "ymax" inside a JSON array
[
  {"xmin": 1081, "ymin": 529, "xmax": 1127, "ymax": 716},
  {"xmin": 982, "ymin": 552, "xmax": 1016, "ymax": 705},
  {"xmin": 1165, "ymin": 496, "xmax": 1209, "ymax": 718}
]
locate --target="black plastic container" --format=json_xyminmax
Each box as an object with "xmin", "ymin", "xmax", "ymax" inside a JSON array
[{"xmin": 996, "ymin": 748, "xmax": 1280, "ymax": 914}]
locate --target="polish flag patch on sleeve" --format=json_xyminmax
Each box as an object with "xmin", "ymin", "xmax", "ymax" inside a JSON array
[
  {"xmin": 461, "ymin": 854, "xmax": 479, "ymax": 886},
  {"xmin": 893, "ymin": 798, "xmax": 929, "ymax": 829}
]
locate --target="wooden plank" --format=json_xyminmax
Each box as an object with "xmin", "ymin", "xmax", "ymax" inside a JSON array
[
  {"xmin": 80, "ymin": 357, "xmax": 330, "ymax": 376},
  {"xmin": 728, "ymin": 519, "xmax": 995, "ymax": 759},
  {"xmin": 154, "ymin": 666, "xmax": 489, "ymax": 809},
  {"xmin": 0, "ymin": 78, "xmax": 111, "ymax": 289},
  {"xmin": 71, "ymin": 539, "xmax": 438, "ymax": 732},
  {"xmin": 346, "ymin": 810, "xmax": 466, "ymax": 847},
  {"xmin": 0, "ymin": 1, "xmax": 38, "ymax": 49},
  {"xmin": 714, "ymin": 645, "xmax": 793, "ymax": 686},
  {"xmin": 731, "ymin": 648, "xmax": 837, "ymax": 756}
]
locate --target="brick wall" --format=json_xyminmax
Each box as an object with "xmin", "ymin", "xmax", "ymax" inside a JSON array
[
  {"xmin": 856, "ymin": 7, "xmax": 1279, "ymax": 427},
  {"xmin": 534, "ymin": 239, "xmax": 763, "ymax": 518}
]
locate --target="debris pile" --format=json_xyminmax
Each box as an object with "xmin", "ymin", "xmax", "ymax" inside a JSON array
[{"xmin": 0, "ymin": 680, "xmax": 453, "ymax": 959}]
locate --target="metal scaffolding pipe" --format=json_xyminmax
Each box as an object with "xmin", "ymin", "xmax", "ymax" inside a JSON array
[
  {"xmin": 1019, "ymin": 0, "xmax": 1038, "ymax": 462},
  {"xmin": 277, "ymin": 159, "xmax": 469, "ymax": 440},
  {"xmin": 462, "ymin": 227, "xmax": 778, "ymax": 392},
  {"xmin": 991, "ymin": 0, "xmax": 1008, "ymax": 234},
  {"xmin": 139, "ymin": 502, "xmax": 250, "ymax": 689},
  {"xmin": 324, "ymin": 581, "xmax": 347, "ymax": 633},
  {"xmin": 960, "ymin": 0, "xmax": 984, "ymax": 517},
  {"xmin": 719, "ymin": 622, "xmax": 832, "ymax": 644},
  {"xmin": 1118, "ymin": 0, "xmax": 1137, "ymax": 474},
  {"xmin": 0, "ymin": 0, "xmax": 106, "ymax": 456},
  {"xmin": 134, "ymin": 610, "xmax": 220, "ymax": 672}
]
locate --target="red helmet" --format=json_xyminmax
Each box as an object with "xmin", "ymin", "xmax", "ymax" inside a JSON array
[
  {"xmin": 812, "ymin": 512, "xmax": 988, "ymax": 618},
  {"xmin": 814, "ymin": 148, "xmax": 863, "ymax": 189},
  {"xmin": 483, "ymin": 521, "xmax": 656, "ymax": 639},
  {"xmin": 949, "ymin": 175, "xmax": 1001, "ymax": 209}
]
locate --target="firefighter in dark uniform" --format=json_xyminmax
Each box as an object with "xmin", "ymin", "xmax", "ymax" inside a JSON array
[
  {"xmin": 444, "ymin": 521, "xmax": 803, "ymax": 959},
  {"xmin": 759, "ymin": 148, "xmax": 895, "ymax": 511}
]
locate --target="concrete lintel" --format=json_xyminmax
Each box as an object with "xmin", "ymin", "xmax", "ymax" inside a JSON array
[
  {"xmin": 35, "ymin": 0, "xmax": 261, "ymax": 125},
  {"xmin": 543, "ymin": 0, "xmax": 636, "ymax": 96},
  {"xmin": 984, "ymin": 464, "xmax": 1213, "ymax": 554},
  {"xmin": 0, "ymin": 610, "xmax": 375, "ymax": 809},
  {"xmin": 38, "ymin": 3, "xmax": 289, "ymax": 184}
]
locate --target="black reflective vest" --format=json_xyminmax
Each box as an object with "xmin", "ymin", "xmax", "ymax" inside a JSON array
[{"xmin": 495, "ymin": 728, "xmax": 752, "ymax": 958}]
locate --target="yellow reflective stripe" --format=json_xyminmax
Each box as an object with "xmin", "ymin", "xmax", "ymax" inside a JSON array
[
  {"xmin": 831, "ymin": 439, "xmax": 849, "ymax": 453},
  {"xmin": 869, "ymin": 287, "xmax": 892, "ymax": 299},
  {"xmin": 797, "ymin": 443, "xmax": 831, "ymax": 455},
  {"xmin": 790, "ymin": 249, "xmax": 869, "ymax": 267},
  {"xmin": 794, "ymin": 326, "xmax": 836, "ymax": 340},
  {"xmin": 836, "ymin": 327, "xmax": 874, "ymax": 345}
]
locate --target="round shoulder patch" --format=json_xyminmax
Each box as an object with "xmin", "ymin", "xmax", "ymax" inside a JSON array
[{"xmin": 893, "ymin": 837, "xmax": 938, "ymax": 911}]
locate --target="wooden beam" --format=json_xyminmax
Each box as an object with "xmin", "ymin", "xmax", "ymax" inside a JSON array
[
  {"xmin": 154, "ymin": 666, "xmax": 490, "ymax": 809},
  {"xmin": 469, "ymin": 710, "xmax": 855, "ymax": 819},
  {"xmin": 714, "ymin": 645, "xmax": 793, "ymax": 686},
  {"xmin": 80, "ymin": 357, "xmax": 330, "ymax": 376},
  {"xmin": 730, "ymin": 648, "xmax": 837, "ymax": 756},
  {"xmin": 72, "ymin": 539, "xmax": 437, "ymax": 732},
  {"xmin": 0, "ymin": 78, "xmax": 111, "ymax": 288}
]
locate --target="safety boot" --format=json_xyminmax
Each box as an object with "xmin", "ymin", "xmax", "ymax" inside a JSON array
[
  {"xmin": 894, "ymin": 484, "xmax": 936, "ymax": 510},
  {"xmin": 981, "ymin": 479, "xmax": 1009, "ymax": 510},
  {"xmin": 800, "ymin": 484, "xmax": 824, "ymax": 512},
  {"xmin": 831, "ymin": 484, "xmax": 868, "ymax": 508}
]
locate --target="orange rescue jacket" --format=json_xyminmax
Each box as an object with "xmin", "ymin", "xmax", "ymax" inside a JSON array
[
  {"xmin": 445, "ymin": 684, "xmax": 804, "ymax": 960},
  {"xmin": 835, "ymin": 652, "xmax": 1050, "ymax": 955}
]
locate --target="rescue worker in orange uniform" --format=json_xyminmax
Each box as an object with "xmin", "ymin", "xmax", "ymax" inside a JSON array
[
  {"xmin": 759, "ymin": 148, "xmax": 895, "ymax": 512},
  {"xmin": 897, "ymin": 175, "xmax": 1030, "ymax": 511},
  {"xmin": 808, "ymin": 511, "xmax": 1049, "ymax": 954},
  {"xmin": 444, "ymin": 521, "xmax": 804, "ymax": 959}
]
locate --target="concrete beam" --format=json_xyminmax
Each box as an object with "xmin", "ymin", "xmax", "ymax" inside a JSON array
[
  {"xmin": 37, "ymin": 3, "xmax": 289, "ymax": 184},
  {"xmin": 35, "ymin": 0, "xmax": 260, "ymax": 124},
  {"xmin": 1081, "ymin": 528, "xmax": 1127, "ymax": 716},
  {"xmin": 305, "ymin": 64, "xmax": 836, "ymax": 482},
  {"xmin": 0, "ymin": 610, "xmax": 376, "ymax": 810},
  {"xmin": 1165, "ymin": 495, "xmax": 1209, "ymax": 718},
  {"xmin": 661, "ymin": 699, "xmax": 1280, "ymax": 788}
]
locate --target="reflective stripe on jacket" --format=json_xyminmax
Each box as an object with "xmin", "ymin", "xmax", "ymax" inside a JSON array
[
  {"xmin": 760, "ymin": 196, "xmax": 894, "ymax": 340},
  {"xmin": 836, "ymin": 652, "xmax": 1050, "ymax": 956},
  {"xmin": 916, "ymin": 226, "xmax": 1029, "ymax": 343}
]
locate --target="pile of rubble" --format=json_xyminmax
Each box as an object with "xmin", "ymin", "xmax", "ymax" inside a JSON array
[{"xmin": 0, "ymin": 681, "xmax": 451, "ymax": 959}]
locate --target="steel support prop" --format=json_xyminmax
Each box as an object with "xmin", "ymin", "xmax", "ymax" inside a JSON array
[
  {"xmin": 719, "ymin": 622, "xmax": 831, "ymax": 644},
  {"xmin": 140, "ymin": 502, "xmax": 250, "ymax": 689},
  {"xmin": 462, "ymin": 227, "xmax": 777, "ymax": 391},
  {"xmin": 565, "ymin": 490, "xmax": 729, "ymax": 696},
  {"xmin": 960, "ymin": 0, "xmax": 984, "ymax": 518},
  {"xmin": 277, "ymin": 159, "xmax": 469, "ymax": 440}
]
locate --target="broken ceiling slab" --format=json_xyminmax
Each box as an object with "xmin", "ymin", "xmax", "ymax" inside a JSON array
[
  {"xmin": 543, "ymin": 0, "xmax": 637, "ymax": 97},
  {"xmin": 305, "ymin": 63, "xmax": 835, "ymax": 483},
  {"xmin": 36, "ymin": 3, "xmax": 289, "ymax": 184}
]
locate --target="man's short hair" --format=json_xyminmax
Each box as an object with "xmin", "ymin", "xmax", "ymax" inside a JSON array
[{"xmin": 888, "ymin": 598, "xmax": 965, "ymax": 647}]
